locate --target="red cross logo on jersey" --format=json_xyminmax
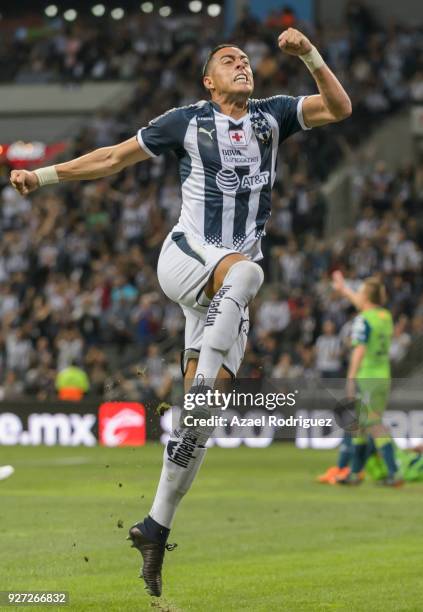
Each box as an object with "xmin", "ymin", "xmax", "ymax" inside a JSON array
[{"xmin": 229, "ymin": 129, "xmax": 247, "ymax": 147}]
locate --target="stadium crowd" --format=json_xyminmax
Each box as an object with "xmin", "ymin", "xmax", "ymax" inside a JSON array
[
  {"xmin": 0, "ymin": 2, "xmax": 422, "ymax": 401},
  {"xmin": 1, "ymin": 1, "xmax": 422, "ymax": 182}
]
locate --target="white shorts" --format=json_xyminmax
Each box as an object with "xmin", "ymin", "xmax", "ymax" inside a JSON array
[{"xmin": 157, "ymin": 231, "xmax": 249, "ymax": 377}]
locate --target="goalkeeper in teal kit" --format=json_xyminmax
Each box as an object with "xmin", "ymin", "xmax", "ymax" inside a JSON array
[{"xmin": 332, "ymin": 272, "xmax": 403, "ymax": 486}]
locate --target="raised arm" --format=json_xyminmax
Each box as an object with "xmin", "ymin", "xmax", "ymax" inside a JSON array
[
  {"xmin": 332, "ymin": 270, "xmax": 363, "ymax": 311},
  {"xmin": 278, "ymin": 28, "xmax": 352, "ymax": 127},
  {"xmin": 10, "ymin": 136, "xmax": 150, "ymax": 196}
]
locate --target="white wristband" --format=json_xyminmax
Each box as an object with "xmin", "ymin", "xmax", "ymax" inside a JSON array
[
  {"xmin": 299, "ymin": 46, "xmax": 325, "ymax": 73},
  {"xmin": 34, "ymin": 165, "xmax": 59, "ymax": 186}
]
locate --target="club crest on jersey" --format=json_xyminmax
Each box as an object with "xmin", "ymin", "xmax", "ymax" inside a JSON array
[
  {"xmin": 251, "ymin": 110, "xmax": 272, "ymax": 144},
  {"xmin": 228, "ymin": 129, "xmax": 247, "ymax": 147}
]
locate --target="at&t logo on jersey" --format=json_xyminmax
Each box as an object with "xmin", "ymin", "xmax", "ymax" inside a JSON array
[
  {"xmin": 241, "ymin": 171, "xmax": 269, "ymax": 189},
  {"xmin": 215, "ymin": 169, "xmax": 270, "ymax": 193},
  {"xmin": 216, "ymin": 169, "xmax": 240, "ymax": 192}
]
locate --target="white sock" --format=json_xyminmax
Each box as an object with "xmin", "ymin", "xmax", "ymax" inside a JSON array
[
  {"xmin": 149, "ymin": 429, "xmax": 207, "ymax": 528},
  {"xmin": 195, "ymin": 297, "xmax": 241, "ymax": 382},
  {"xmin": 195, "ymin": 260, "xmax": 263, "ymax": 385}
]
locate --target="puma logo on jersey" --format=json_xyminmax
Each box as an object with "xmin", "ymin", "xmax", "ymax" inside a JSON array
[{"xmin": 199, "ymin": 127, "xmax": 215, "ymax": 140}]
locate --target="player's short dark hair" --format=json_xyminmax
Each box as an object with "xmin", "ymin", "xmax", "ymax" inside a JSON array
[
  {"xmin": 363, "ymin": 277, "xmax": 386, "ymax": 306},
  {"xmin": 202, "ymin": 43, "xmax": 239, "ymax": 77}
]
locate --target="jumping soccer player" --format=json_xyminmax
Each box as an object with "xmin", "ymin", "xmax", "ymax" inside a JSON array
[
  {"xmin": 10, "ymin": 29, "xmax": 351, "ymax": 596},
  {"xmin": 331, "ymin": 271, "xmax": 402, "ymax": 487}
]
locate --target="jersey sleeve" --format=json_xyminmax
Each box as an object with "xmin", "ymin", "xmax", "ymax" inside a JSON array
[
  {"xmin": 136, "ymin": 107, "xmax": 187, "ymax": 157},
  {"xmin": 351, "ymin": 315, "xmax": 371, "ymax": 346},
  {"xmin": 258, "ymin": 95, "xmax": 311, "ymax": 143}
]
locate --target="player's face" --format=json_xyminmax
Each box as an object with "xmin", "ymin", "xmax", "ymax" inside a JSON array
[{"xmin": 205, "ymin": 47, "xmax": 254, "ymax": 97}]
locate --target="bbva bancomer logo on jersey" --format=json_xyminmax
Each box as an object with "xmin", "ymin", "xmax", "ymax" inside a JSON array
[{"xmin": 215, "ymin": 169, "xmax": 269, "ymax": 193}]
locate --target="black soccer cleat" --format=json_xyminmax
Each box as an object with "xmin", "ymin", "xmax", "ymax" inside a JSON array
[{"xmin": 127, "ymin": 523, "xmax": 177, "ymax": 597}]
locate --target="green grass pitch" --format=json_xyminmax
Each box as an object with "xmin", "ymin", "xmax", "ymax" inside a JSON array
[{"xmin": 1, "ymin": 443, "xmax": 422, "ymax": 611}]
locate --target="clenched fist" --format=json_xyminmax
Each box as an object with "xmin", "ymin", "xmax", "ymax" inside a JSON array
[
  {"xmin": 10, "ymin": 169, "xmax": 39, "ymax": 196},
  {"xmin": 278, "ymin": 28, "xmax": 313, "ymax": 56}
]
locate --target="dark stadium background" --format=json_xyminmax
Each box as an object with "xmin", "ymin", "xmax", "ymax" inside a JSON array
[{"xmin": 0, "ymin": 0, "xmax": 422, "ymax": 447}]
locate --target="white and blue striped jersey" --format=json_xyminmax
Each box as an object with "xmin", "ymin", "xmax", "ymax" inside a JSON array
[{"xmin": 136, "ymin": 96, "xmax": 310, "ymax": 261}]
